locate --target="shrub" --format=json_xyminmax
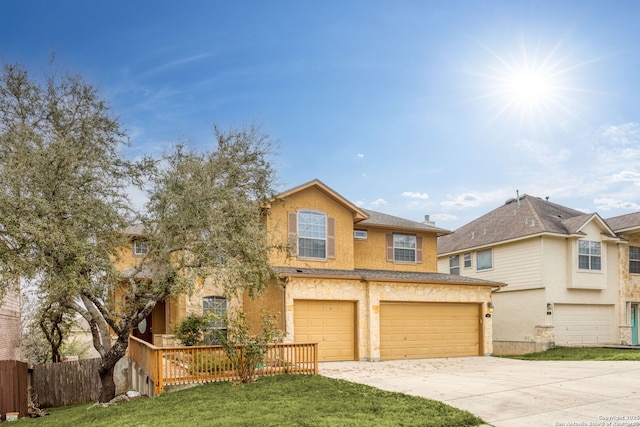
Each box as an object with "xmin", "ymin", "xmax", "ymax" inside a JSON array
[
  {"xmin": 217, "ymin": 309, "xmax": 284, "ymax": 383},
  {"xmin": 175, "ymin": 314, "xmax": 208, "ymax": 346}
]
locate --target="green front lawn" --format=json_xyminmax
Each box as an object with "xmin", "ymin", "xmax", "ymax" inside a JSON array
[
  {"xmin": 18, "ymin": 374, "xmax": 484, "ymax": 427},
  {"xmin": 500, "ymin": 346, "xmax": 640, "ymax": 361}
]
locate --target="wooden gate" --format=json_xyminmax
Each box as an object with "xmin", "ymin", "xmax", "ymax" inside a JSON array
[{"xmin": 0, "ymin": 360, "xmax": 28, "ymax": 421}]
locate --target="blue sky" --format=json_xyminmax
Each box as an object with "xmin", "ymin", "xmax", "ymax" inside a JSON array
[{"xmin": 2, "ymin": 0, "xmax": 640, "ymax": 230}]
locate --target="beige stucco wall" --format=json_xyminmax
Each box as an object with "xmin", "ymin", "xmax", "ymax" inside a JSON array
[
  {"xmin": 267, "ymin": 186, "xmax": 356, "ymax": 270},
  {"xmin": 282, "ymin": 276, "xmax": 494, "ymax": 361},
  {"xmin": 354, "ymin": 227, "xmax": 439, "ymax": 272}
]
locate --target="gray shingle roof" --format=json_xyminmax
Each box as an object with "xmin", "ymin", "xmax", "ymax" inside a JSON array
[
  {"xmin": 274, "ymin": 266, "xmax": 505, "ymax": 287},
  {"xmin": 437, "ymin": 195, "xmax": 596, "ymax": 255},
  {"xmin": 359, "ymin": 209, "xmax": 451, "ymax": 236},
  {"xmin": 606, "ymin": 211, "xmax": 640, "ymax": 232}
]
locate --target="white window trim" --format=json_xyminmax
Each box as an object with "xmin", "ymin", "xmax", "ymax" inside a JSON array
[
  {"xmin": 476, "ymin": 248, "xmax": 493, "ymax": 271},
  {"xmin": 133, "ymin": 240, "xmax": 148, "ymax": 256},
  {"xmin": 449, "ymin": 255, "xmax": 460, "ymax": 275},
  {"xmin": 393, "ymin": 233, "xmax": 417, "ymax": 263},
  {"xmin": 578, "ymin": 240, "xmax": 602, "ymax": 271},
  {"xmin": 297, "ymin": 210, "xmax": 328, "ymax": 260}
]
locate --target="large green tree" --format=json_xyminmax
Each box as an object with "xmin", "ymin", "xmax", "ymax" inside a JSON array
[{"xmin": 0, "ymin": 62, "xmax": 280, "ymax": 402}]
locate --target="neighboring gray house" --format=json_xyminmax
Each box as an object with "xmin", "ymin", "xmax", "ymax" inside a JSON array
[{"xmin": 437, "ymin": 195, "xmax": 626, "ymax": 354}]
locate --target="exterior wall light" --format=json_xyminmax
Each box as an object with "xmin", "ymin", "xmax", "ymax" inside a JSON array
[
  {"xmin": 546, "ymin": 303, "xmax": 553, "ymax": 315},
  {"xmin": 487, "ymin": 302, "xmax": 494, "ymax": 313}
]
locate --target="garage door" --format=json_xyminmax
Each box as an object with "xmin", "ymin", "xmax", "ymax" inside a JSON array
[
  {"xmin": 380, "ymin": 302, "xmax": 481, "ymax": 360},
  {"xmin": 294, "ymin": 300, "xmax": 356, "ymax": 361},
  {"xmin": 554, "ymin": 304, "xmax": 616, "ymax": 345}
]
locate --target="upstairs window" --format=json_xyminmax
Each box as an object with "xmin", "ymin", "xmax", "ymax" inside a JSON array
[
  {"xmin": 298, "ymin": 211, "xmax": 327, "ymax": 259},
  {"xmin": 393, "ymin": 234, "xmax": 416, "ymax": 262},
  {"xmin": 449, "ymin": 255, "xmax": 460, "ymax": 275},
  {"xmin": 133, "ymin": 240, "xmax": 148, "ymax": 256},
  {"xmin": 476, "ymin": 249, "xmax": 493, "ymax": 271},
  {"xmin": 288, "ymin": 211, "xmax": 335, "ymax": 260},
  {"xmin": 464, "ymin": 253, "xmax": 472, "ymax": 268},
  {"xmin": 578, "ymin": 240, "xmax": 601, "ymax": 271},
  {"xmin": 630, "ymin": 246, "xmax": 640, "ymax": 274}
]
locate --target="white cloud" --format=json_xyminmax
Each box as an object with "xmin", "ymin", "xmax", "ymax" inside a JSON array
[
  {"xmin": 429, "ymin": 213, "xmax": 458, "ymax": 222},
  {"xmin": 594, "ymin": 198, "xmax": 640, "ymax": 211},
  {"xmin": 600, "ymin": 122, "xmax": 640, "ymax": 146},
  {"xmin": 356, "ymin": 153, "xmax": 365, "ymax": 158},
  {"xmin": 514, "ymin": 139, "xmax": 571, "ymax": 165},
  {"xmin": 370, "ymin": 198, "xmax": 388, "ymax": 207},
  {"xmin": 609, "ymin": 170, "xmax": 640, "ymax": 186},
  {"xmin": 401, "ymin": 191, "xmax": 429, "ymax": 199},
  {"xmin": 441, "ymin": 193, "xmax": 481, "ymax": 209}
]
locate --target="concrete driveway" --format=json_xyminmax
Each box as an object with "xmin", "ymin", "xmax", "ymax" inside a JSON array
[{"xmin": 319, "ymin": 357, "xmax": 640, "ymax": 427}]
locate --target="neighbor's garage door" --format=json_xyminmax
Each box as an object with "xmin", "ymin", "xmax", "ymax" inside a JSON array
[
  {"xmin": 554, "ymin": 304, "xmax": 616, "ymax": 345},
  {"xmin": 294, "ymin": 300, "xmax": 356, "ymax": 361},
  {"xmin": 380, "ymin": 302, "xmax": 481, "ymax": 360}
]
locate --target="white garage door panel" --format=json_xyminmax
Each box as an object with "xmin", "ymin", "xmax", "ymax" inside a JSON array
[{"xmin": 554, "ymin": 304, "xmax": 616, "ymax": 345}]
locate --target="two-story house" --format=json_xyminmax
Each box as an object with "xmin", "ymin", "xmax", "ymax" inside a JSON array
[
  {"xmin": 117, "ymin": 180, "xmax": 504, "ymax": 361},
  {"xmin": 437, "ymin": 195, "xmax": 625, "ymax": 355},
  {"xmin": 244, "ymin": 180, "xmax": 504, "ymax": 361},
  {"xmin": 605, "ymin": 212, "xmax": 640, "ymax": 346}
]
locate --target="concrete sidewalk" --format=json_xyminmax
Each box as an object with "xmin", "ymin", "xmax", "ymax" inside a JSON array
[{"xmin": 319, "ymin": 357, "xmax": 640, "ymax": 427}]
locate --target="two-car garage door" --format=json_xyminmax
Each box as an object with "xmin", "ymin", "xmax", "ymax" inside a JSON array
[
  {"xmin": 380, "ymin": 302, "xmax": 482, "ymax": 360},
  {"xmin": 294, "ymin": 299, "xmax": 482, "ymax": 362}
]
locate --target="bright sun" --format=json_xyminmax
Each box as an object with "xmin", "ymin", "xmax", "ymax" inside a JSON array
[
  {"xmin": 505, "ymin": 69, "xmax": 553, "ymax": 105},
  {"xmin": 472, "ymin": 40, "xmax": 583, "ymax": 128}
]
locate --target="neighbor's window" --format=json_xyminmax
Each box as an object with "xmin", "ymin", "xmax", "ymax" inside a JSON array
[
  {"xmin": 393, "ymin": 234, "xmax": 417, "ymax": 262},
  {"xmin": 133, "ymin": 240, "xmax": 148, "ymax": 256},
  {"xmin": 578, "ymin": 240, "xmax": 601, "ymax": 271},
  {"xmin": 464, "ymin": 253, "xmax": 472, "ymax": 268},
  {"xmin": 629, "ymin": 246, "xmax": 640, "ymax": 274},
  {"xmin": 449, "ymin": 255, "xmax": 460, "ymax": 275},
  {"xmin": 476, "ymin": 249, "xmax": 493, "ymax": 271},
  {"xmin": 203, "ymin": 296, "xmax": 227, "ymax": 343},
  {"xmin": 298, "ymin": 211, "xmax": 327, "ymax": 259}
]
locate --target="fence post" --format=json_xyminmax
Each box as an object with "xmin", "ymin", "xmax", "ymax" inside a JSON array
[{"xmin": 154, "ymin": 348, "xmax": 163, "ymax": 396}]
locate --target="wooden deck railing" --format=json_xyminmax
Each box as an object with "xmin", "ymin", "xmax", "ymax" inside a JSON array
[{"xmin": 129, "ymin": 336, "xmax": 318, "ymax": 395}]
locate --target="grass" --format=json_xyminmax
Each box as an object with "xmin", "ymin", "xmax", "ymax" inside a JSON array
[
  {"xmin": 17, "ymin": 374, "xmax": 484, "ymax": 427},
  {"xmin": 499, "ymin": 346, "xmax": 640, "ymax": 361}
]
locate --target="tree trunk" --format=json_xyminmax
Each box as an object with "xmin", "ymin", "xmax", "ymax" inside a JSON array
[
  {"xmin": 98, "ymin": 364, "xmax": 116, "ymax": 403},
  {"xmin": 97, "ymin": 333, "xmax": 129, "ymax": 403}
]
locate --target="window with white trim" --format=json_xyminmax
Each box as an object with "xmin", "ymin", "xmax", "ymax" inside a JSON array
[
  {"xmin": 393, "ymin": 234, "xmax": 416, "ymax": 262},
  {"xmin": 298, "ymin": 211, "xmax": 327, "ymax": 259},
  {"xmin": 629, "ymin": 246, "xmax": 640, "ymax": 274},
  {"xmin": 463, "ymin": 252, "xmax": 472, "ymax": 268},
  {"xmin": 476, "ymin": 249, "xmax": 493, "ymax": 271},
  {"xmin": 449, "ymin": 255, "xmax": 460, "ymax": 275},
  {"xmin": 203, "ymin": 296, "xmax": 227, "ymax": 343},
  {"xmin": 578, "ymin": 240, "xmax": 601, "ymax": 271}
]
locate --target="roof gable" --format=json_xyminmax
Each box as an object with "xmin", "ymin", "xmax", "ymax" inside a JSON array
[
  {"xmin": 276, "ymin": 179, "xmax": 368, "ymax": 221},
  {"xmin": 438, "ymin": 195, "xmax": 603, "ymax": 254}
]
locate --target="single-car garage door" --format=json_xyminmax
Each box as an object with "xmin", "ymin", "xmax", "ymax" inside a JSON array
[
  {"xmin": 294, "ymin": 300, "xmax": 356, "ymax": 361},
  {"xmin": 554, "ymin": 304, "xmax": 616, "ymax": 345},
  {"xmin": 380, "ymin": 302, "xmax": 481, "ymax": 360}
]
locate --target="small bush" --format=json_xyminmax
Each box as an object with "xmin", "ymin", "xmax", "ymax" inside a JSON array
[{"xmin": 175, "ymin": 314, "xmax": 208, "ymax": 346}]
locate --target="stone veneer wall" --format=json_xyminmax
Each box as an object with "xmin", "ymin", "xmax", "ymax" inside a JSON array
[
  {"xmin": 283, "ymin": 276, "xmax": 494, "ymax": 361},
  {"xmin": 0, "ymin": 289, "xmax": 20, "ymax": 360}
]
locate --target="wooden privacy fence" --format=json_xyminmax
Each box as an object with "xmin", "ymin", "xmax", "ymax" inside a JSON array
[
  {"xmin": 0, "ymin": 360, "xmax": 28, "ymax": 421},
  {"xmin": 31, "ymin": 358, "xmax": 102, "ymax": 408},
  {"xmin": 129, "ymin": 336, "xmax": 318, "ymax": 396}
]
